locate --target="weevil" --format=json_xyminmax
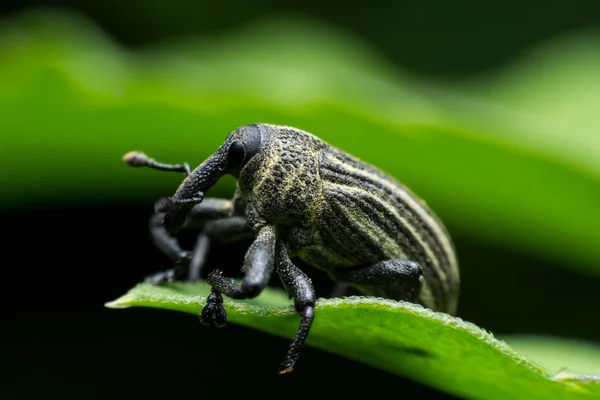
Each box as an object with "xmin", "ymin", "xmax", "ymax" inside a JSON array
[{"xmin": 123, "ymin": 123, "xmax": 459, "ymax": 374}]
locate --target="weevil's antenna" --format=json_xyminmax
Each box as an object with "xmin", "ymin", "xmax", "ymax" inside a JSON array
[{"xmin": 122, "ymin": 151, "xmax": 191, "ymax": 176}]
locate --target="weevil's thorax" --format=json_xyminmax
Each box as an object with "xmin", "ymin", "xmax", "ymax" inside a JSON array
[{"xmin": 237, "ymin": 125, "xmax": 326, "ymax": 230}]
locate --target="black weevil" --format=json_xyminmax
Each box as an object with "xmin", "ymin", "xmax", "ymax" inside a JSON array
[{"xmin": 123, "ymin": 123, "xmax": 459, "ymax": 374}]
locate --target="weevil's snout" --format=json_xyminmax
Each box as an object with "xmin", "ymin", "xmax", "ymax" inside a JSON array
[
  {"xmin": 162, "ymin": 201, "xmax": 194, "ymax": 234},
  {"xmin": 154, "ymin": 196, "xmax": 193, "ymax": 234},
  {"xmin": 160, "ymin": 124, "xmax": 263, "ymax": 232}
]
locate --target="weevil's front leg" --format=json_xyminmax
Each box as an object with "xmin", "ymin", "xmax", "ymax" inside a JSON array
[
  {"xmin": 150, "ymin": 198, "xmax": 239, "ymax": 251},
  {"xmin": 276, "ymin": 242, "xmax": 315, "ymax": 374},
  {"xmin": 147, "ymin": 212, "xmax": 251, "ymax": 284},
  {"xmin": 330, "ymin": 259, "xmax": 424, "ymax": 302},
  {"xmin": 206, "ymin": 225, "xmax": 276, "ymax": 299}
]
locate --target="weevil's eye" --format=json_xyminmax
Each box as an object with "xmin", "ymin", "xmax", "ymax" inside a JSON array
[
  {"xmin": 241, "ymin": 124, "xmax": 261, "ymax": 158},
  {"xmin": 227, "ymin": 140, "xmax": 246, "ymax": 168},
  {"xmin": 227, "ymin": 124, "xmax": 262, "ymax": 170}
]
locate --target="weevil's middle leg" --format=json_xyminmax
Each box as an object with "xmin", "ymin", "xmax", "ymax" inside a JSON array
[
  {"xmin": 205, "ymin": 234, "xmax": 316, "ymax": 373},
  {"xmin": 329, "ymin": 259, "xmax": 424, "ymax": 302},
  {"xmin": 276, "ymin": 242, "xmax": 315, "ymax": 374}
]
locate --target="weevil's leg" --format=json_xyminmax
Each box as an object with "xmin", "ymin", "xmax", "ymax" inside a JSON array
[
  {"xmin": 187, "ymin": 216, "xmax": 252, "ymax": 282},
  {"xmin": 145, "ymin": 212, "xmax": 191, "ymax": 284},
  {"xmin": 187, "ymin": 233, "xmax": 209, "ymax": 282},
  {"xmin": 330, "ymin": 260, "xmax": 424, "ymax": 302},
  {"xmin": 200, "ymin": 224, "xmax": 273, "ymax": 325},
  {"xmin": 148, "ymin": 214, "xmax": 252, "ymax": 284},
  {"xmin": 276, "ymin": 242, "xmax": 316, "ymax": 374},
  {"xmin": 206, "ymin": 225, "xmax": 276, "ymax": 299},
  {"xmin": 123, "ymin": 151, "xmax": 191, "ymax": 175},
  {"xmin": 181, "ymin": 198, "xmax": 236, "ymax": 229},
  {"xmin": 149, "ymin": 197, "xmax": 239, "ymax": 265},
  {"xmin": 199, "ymin": 288, "xmax": 227, "ymax": 328},
  {"xmin": 147, "ymin": 193, "xmax": 251, "ymax": 283}
]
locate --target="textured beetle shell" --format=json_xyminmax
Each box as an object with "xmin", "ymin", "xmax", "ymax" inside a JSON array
[{"xmin": 237, "ymin": 124, "xmax": 459, "ymax": 315}]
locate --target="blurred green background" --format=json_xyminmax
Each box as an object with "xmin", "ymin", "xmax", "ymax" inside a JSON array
[{"xmin": 1, "ymin": 1, "xmax": 600, "ymax": 399}]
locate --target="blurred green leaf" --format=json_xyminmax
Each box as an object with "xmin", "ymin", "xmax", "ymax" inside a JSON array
[
  {"xmin": 106, "ymin": 283, "xmax": 600, "ymax": 400},
  {"xmin": 0, "ymin": 11, "xmax": 599, "ymax": 274},
  {"xmin": 451, "ymin": 28, "xmax": 600, "ymax": 171},
  {"xmin": 503, "ymin": 335, "xmax": 600, "ymax": 375}
]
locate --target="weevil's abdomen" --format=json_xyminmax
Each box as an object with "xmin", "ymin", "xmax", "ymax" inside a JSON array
[{"xmin": 313, "ymin": 146, "xmax": 459, "ymax": 315}]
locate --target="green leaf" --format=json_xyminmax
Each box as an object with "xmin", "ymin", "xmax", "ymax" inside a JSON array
[
  {"xmin": 106, "ymin": 283, "xmax": 600, "ymax": 400},
  {"xmin": 502, "ymin": 335, "xmax": 600, "ymax": 375},
  {"xmin": 1, "ymin": 10, "xmax": 600, "ymax": 280}
]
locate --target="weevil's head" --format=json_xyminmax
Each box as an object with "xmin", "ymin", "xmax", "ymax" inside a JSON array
[{"xmin": 162, "ymin": 124, "xmax": 265, "ymax": 233}]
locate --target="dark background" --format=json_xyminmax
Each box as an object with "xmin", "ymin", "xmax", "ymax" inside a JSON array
[{"xmin": 2, "ymin": 1, "xmax": 600, "ymax": 399}]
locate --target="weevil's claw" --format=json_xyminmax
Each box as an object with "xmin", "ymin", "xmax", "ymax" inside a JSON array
[
  {"xmin": 200, "ymin": 289, "xmax": 227, "ymax": 327},
  {"xmin": 199, "ymin": 302, "xmax": 227, "ymax": 327},
  {"xmin": 278, "ymin": 364, "xmax": 295, "ymax": 375}
]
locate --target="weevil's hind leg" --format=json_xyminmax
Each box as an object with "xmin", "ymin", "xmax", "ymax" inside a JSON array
[
  {"xmin": 276, "ymin": 242, "xmax": 316, "ymax": 374},
  {"xmin": 329, "ymin": 259, "xmax": 424, "ymax": 302}
]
